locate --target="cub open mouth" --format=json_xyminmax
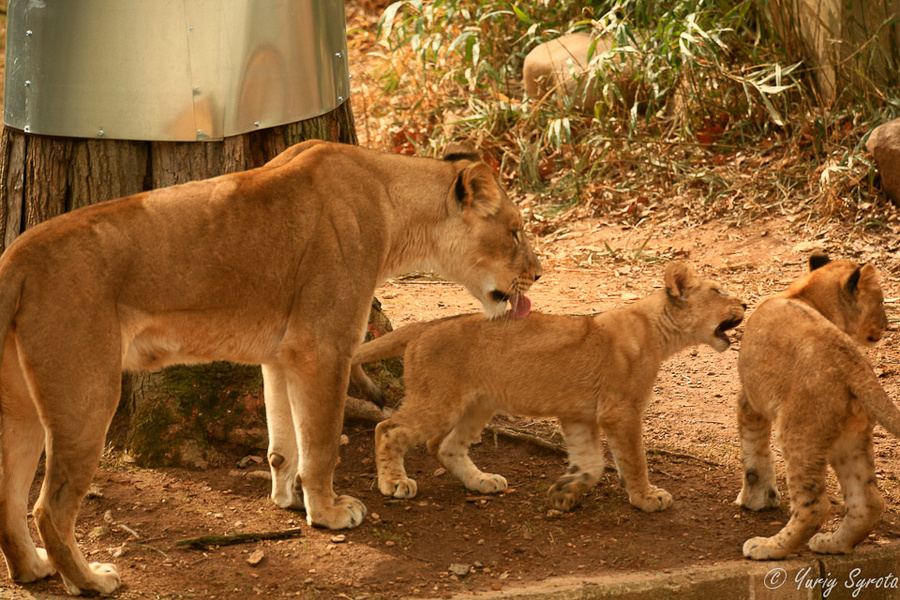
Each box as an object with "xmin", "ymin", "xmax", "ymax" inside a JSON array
[{"xmin": 715, "ymin": 316, "xmax": 743, "ymax": 344}]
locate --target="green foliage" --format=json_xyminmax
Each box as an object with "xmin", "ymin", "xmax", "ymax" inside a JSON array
[{"xmin": 371, "ymin": 0, "xmax": 900, "ymax": 224}]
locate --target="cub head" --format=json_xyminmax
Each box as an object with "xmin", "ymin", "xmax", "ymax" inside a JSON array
[
  {"xmin": 436, "ymin": 145, "xmax": 542, "ymax": 319},
  {"xmin": 664, "ymin": 262, "xmax": 746, "ymax": 352},
  {"xmin": 786, "ymin": 251, "xmax": 887, "ymax": 346}
]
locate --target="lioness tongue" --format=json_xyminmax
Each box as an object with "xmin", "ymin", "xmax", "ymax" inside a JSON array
[{"xmin": 512, "ymin": 294, "xmax": 531, "ymax": 319}]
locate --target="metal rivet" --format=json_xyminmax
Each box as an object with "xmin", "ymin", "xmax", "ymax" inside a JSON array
[
  {"xmin": 197, "ymin": 129, "xmax": 203, "ymax": 135},
  {"xmin": 338, "ymin": 96, "xmax": 344, "ymax": 102},
  {"xmin": 98, "ymin": 129, "xmax": 105, "ymax": 137},
  {"xmin": 254, "ymin": 121, "xmax": 260, "ymax": 127},
  {"xmin": 335, "ymin": 52, "xmax": 342, "ymax": 58},
  {"xmin": 24, "ymin": 80, "xmax": 31, "ymax": 87},
  {"xmin": 23, "ymin": 126, "xmax": 30, "ymax": 133},
  {"xmin": 189, "ymin": 26, "xmax": 194, "ymax": 31},
  {"xmin": 193, "ymin": 86, "xmax": 200, "ymax": 94},
  {"xmin": 25, "ymin": 30, "xmax": 33, "ymax": 36}
]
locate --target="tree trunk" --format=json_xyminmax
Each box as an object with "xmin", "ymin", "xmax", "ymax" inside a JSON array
[{"xmin": 0, "ymin": 101, "xmax": 401, "ymax": 468}]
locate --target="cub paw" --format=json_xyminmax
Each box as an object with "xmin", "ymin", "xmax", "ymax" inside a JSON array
[
  {"xmin": 736, "ymin": 484, "xmax": 781, "ymax": 511},
  {"xmin": 62, "ymin": 562, "xmax": 121, "ymax": 596},
  {"xmin": 743, "ymin": 536, "xmax": 788, "ymax": 560},
  {"xmin": 470, "ymin": 473, "xmax": 507, "ymax": 495},
  {"xmin": 308, "ymin": 494, "xmax": 367, "ymax": 529},
  {"xmin": 548, "ymin": 474, "xmax": 591, "ymax": 511},
  {"xmin": 379, "ymin": 477, "xmax": 418, "ymax": 499},
  {"xmin": 630, "ymin": 486, "xmax": 673, "ymax": 512},
  {"xmin": 808, "ymin": 532, "xmax": 853, "ymax": 555}
]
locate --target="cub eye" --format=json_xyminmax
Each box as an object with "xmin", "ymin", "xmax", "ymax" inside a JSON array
[{"xmin": 512, "ymin": 229, "xmax": 523, "ymax": 244}]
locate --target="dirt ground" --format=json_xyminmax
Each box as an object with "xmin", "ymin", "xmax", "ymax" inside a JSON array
[{"xmin": 7, "ymin": 213, "xmax": 900, "ymax": 600}]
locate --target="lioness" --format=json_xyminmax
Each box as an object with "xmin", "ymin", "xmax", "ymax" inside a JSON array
[
  {"xmin": 0, "ymin": 140, "xmax": 541, "ymax": 595},
  {"xmin": 352, "ymin": 263, "xmax": 745, "ymax": 512},
  {"xmin": 737, "ymin": 251, "xmax": 897, "ymax": 560}
]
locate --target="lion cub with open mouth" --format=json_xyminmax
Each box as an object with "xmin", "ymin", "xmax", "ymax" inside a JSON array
[{"xmin": 353, "ymin": 263, "xmax": 745, "ymax": 512}]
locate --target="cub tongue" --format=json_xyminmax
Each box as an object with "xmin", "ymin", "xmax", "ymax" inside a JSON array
[{"xmin": 511, "ymin": 294, "xmax": 531, "ymax": 319}]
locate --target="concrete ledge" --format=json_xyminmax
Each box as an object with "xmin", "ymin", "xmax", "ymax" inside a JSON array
[{"xmin": 442, "ymin": 544, "xmax": 900, "ymax": 600}]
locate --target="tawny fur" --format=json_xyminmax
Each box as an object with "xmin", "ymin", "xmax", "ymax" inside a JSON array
[
  {"xmin": 737, "ymin": 251, "xmax": 895, "ymax": 560},
  {"xmin": 0, "ymin": 140, "xmax": 541, "ymax": 595},
  {"xmin": 352, "ymin": 263, "xmax": 745, "ymax": 513}
]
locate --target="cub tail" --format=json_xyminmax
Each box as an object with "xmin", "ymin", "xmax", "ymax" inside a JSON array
[
  {"xmin": 850, "ymin": 365, "xmax": 900, "ymax": 440},
  {"xmin": 350, "ymin": 321, "xmax": 432, "ymax": 408}
]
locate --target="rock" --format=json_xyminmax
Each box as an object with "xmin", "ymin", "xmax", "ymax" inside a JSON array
[
  {"xmin": 867, "ymin": 118, "xmax": 900, "ymax": 204},
  {"xmin": 522, "ymin": 32, "xmax": 638, "ymax": 113},
  {"xmin": 247, "ymin": 549, "xmax": 265, "ymax": 567},
  {"xmin": 448, "ymin": 563, "xmax": 472, "ymax": 577}
]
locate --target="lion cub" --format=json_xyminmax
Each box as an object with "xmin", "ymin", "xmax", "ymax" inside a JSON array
[
  {"xmin": 353, "ymin": 263, "xmax": 745, "ymax": 512},
  {"xmin": 737, "ymin": 251, "xmax": 897, "ymax": 560}
]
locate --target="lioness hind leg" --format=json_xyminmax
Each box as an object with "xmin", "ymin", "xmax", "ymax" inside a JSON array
[
  {"xmin": 30, "ymin": 380, "xmax": 122, "ymax": 594},
  {"xmin": 0, "ymin": 339, "xmax": 55, "ymax": 583},
  {"xmin": 743, "ymin": 440, "xmax": 831, "ymax": 560},
  {"xmin": 548, "ymin": 421, "xmax": 605, "ymax": 511},
  {"xmin": 736, "ymin": 392, "xmax": 780, "ymax": 510},
  {"xmin": 432, "ymin": 401, "xmax": 506, "ymax": 495},
  {"xmin": 809, "ymin": 429, "xmax": 883, "ymax": 555}
]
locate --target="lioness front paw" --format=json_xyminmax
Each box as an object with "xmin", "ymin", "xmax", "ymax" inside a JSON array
[
  {"xmin": 379, "ymin": 477, "xmax": 418, "ymax": 499},
  {"xmin": 743, "ymin": 536, "xmax": 789, "ymax": 560},
  {"xmin": 469, "ymin": 473, "xmax": 507, "ymax": 495},
  {"xmin": 808, "ymin": 532, "xmax": 853, "ymax": 555},
  {"xmin": 11, "ymin": 548, "xmax": 57, "ymax": 583},
  {"xmin": 61, "ymin": 562, "xmax": 120, "ymax": 596},
  {"xmin": 629, "ymin": 486, "xmax": 673, "ymax": 512},
  {"xmin": 307, "ymin": 494, "xmax": 367, "ymax": 529}
]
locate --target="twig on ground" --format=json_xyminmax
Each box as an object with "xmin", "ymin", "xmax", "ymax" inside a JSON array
[
  {"xmin": 175, "ymin": 527, "xmax": 305, "ymax": 550},
  {"xmin": 647, "ymin": 448, "xmax": 721, "ymax": 467},
  {"xmin": 485, "ymin": 425, "xmax": 567, "ymax": 455}
]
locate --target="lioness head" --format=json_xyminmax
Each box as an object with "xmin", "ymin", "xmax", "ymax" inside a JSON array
[
  {"xmin": 664, "ymin": 262, "xmax": 746, "ymax": 352},
  {"xmin": 436, "ymin": 146, "xmax": 542, "ymax": 319},
  {"xmin": 788, "ymin": 251, "xmax": 888, "ymax": 346}
]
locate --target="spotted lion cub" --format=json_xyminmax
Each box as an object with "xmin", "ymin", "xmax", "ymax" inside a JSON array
[
  {"xmin": 737, "ymin": 251, "xmax": 897, "ymax": 560},
  {"xmin": 352, "ymin": 263, "xmax": 745, "ymax": 512}
]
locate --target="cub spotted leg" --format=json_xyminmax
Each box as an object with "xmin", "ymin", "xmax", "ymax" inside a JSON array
[
  {"xmin": 283, "ymin": 355, "xmax": 366, "ymax": 529},
  {"xmin": 429, "ymin": 399, "xmax": 506, "ymax": 495},
  {"xmin": 0, "ymin": 338, "xmax": 56, "ymax": 583},
  {"xmin": 262, "ymin": 364, "xmax": 304, "ymax": 510},
  {"xmin": 743, "ymin": 437, "xmax": 832, "ymax": 560},
  {"xmin": 735, "ymin": 391, "xmax": 780, "ymax": 510},
  {"xmin": 603, "ymin": 411, "xmax": 672, "ymax": 512},
  {"xmin": 548, "ymin": 420, "xmax": 605, "ymax": 511},
  {"xmin": 809, "ymin": 428, "xmax": 884, "ymax": 555}
]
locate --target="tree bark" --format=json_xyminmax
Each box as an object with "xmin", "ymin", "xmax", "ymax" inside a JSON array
[{"xmin": 0, "ymin": 101, "xmax": 394, "ymax": 468}]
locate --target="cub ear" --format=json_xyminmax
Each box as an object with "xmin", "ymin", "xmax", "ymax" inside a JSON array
[
  {"xmin": 664, "ymin": 262, "xmax": 699, "ymax": 300},
  {"xmin": 443, "ymin": 142, "xmax": 481, "ymax": 163},
  {"xmin": 845, "ymin": 266, "xmax": 862, "ymax": 295},
  {"xmin": 809, "ymin": 250, "xmax": 831, "ymax": 271},
  {"xmin": 455, "ymin": 163, "xmax": 502, "ymax": 217}
]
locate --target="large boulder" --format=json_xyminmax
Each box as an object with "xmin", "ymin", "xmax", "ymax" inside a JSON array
[
  {"xmin": 867, "ymin": 118, "xmax": 900, "ymax": 204},
  {"xmin": 522, "ymin": 32, "xmax": 637, "ymax": 113}
]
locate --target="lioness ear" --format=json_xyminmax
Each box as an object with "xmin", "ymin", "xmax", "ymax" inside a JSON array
[
  {"xmin": 809, "ymin": 250, "xmax": 831, "ymax": 271},
  {"xmin": 664, "ymin": 262, "xmax": 698, "ymax": 300},
  {"xmin": 443, "ymin": 142, "xmax": 481, "ymax": 163},
  {"xmin": 455, "ymin": 163, "xmax": 502, "ymax": 217}
]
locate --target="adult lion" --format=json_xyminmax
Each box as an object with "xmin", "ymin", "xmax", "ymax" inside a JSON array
[{"xmin": 0, "ymin": 140, "xmax": 542, "ymax": 595}]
